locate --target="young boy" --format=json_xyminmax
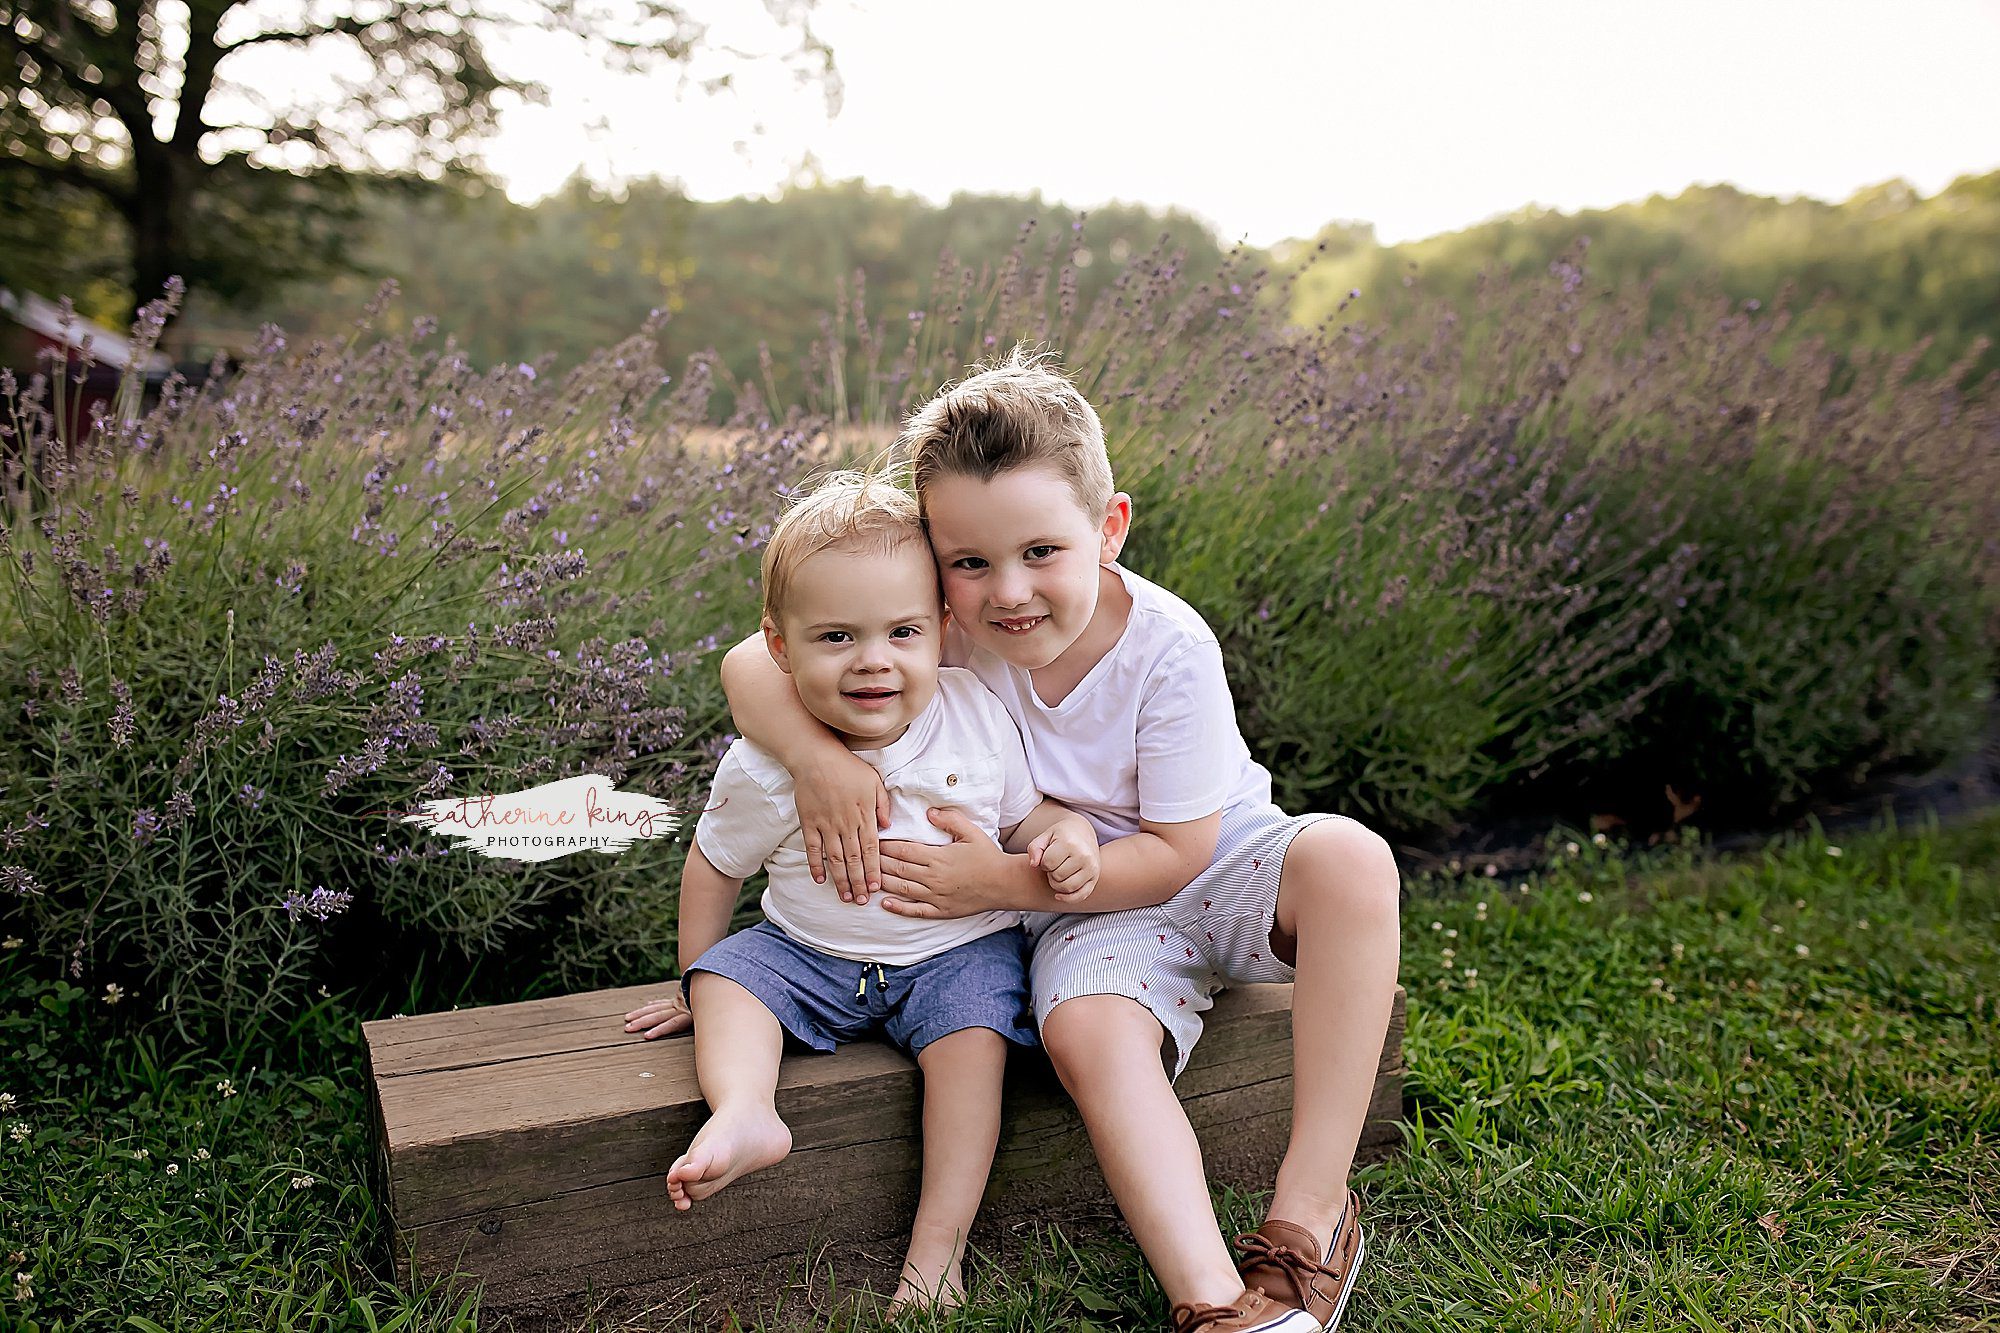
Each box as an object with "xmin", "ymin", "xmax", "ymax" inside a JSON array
[
  {"xmin": 720, "ymin": 352, "xmax": 1401, "ymax": 1333},
  {"xmin": 624, "ymin": 470, "xmax": 1100, "ymax": 1311}
]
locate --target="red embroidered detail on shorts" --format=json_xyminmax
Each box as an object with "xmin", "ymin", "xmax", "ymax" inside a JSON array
[
  {"xmin": 1251, "ymin": 952, "xmax": 1260, "ymax": 960},
  {"xmin": 1206, "ymin": 931, "xmax": 1215, "ymax": 943},
  {"xmin": 1050, "ymin": 992, "xmax": 1060, "ymax": 1003},
  {"xmin": 1064, "ymin": 933, "xmax": 1075, "ymax": 942},
  {"xmin": 1140, "ymin": 981, "xmax": 1149, "ymax": 990},
  {"xmin": 1185, "ymin": 947, "xmax": 1196, "ymax": 959},
  {"xmin": 1177, "ymin": 997, "xmax": 1188, "ymax": 1007},
  {"xmin": 1252, "ymin": 858, "xmax": 1263, "ymax": 871},
  {"xmin": 1203, "ymin": 900, "xmax": 1213, "ymax": 910},
  {"xmin": 1157, "ymin": 933, "xmax": 1168, "ymax": 943},
  {"xmin": 1103, "ymin": 955, "xmax": 1116, "ymax": 962}
]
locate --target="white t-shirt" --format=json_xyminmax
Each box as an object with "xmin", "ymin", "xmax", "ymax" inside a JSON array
[
  {"xmin": 957, "ymin": 563, "xmax": 1272, "ymax": 843},
  {"xmin": 694, "ymin": 667, "xmax": 1042, "ymax": 965}
]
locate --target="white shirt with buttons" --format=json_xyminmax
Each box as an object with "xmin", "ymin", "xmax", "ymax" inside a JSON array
[{"xmin": 695, "ymin": 667, "xmax": 1042, "ymax": 965}]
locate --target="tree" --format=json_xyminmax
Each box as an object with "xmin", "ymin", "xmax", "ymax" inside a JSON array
[{"xmin": 0, "ymin": 0, "xmax": 836, "ymax": 324}]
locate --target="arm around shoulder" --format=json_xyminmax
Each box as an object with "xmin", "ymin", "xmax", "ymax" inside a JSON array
[{"xmin": 717, "ymin": 631, "xmax": 890, "ymax": 895}]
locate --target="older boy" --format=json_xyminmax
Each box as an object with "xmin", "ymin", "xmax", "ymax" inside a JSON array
[
  {"xmin": 721, "ymin": 353, "xmax": 1401, "ymax": 1333},
  {"xmin": 626, "ymin": 469, "xmax": 1099, "ymax": 1311}
]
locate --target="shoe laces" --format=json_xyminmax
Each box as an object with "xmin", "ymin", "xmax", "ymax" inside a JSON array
[
  {"xmin": 1170, "ymin": 1299, "xmax": 1249, "ymax": 1333},
  {"xmin": 1235, "ymin": 1231, "xmax": 1337, "ymax": 1305}
]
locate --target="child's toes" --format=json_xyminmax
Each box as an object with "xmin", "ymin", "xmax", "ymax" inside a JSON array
[{"xmin": 665, "ymin": 1151, "xmax": 706, "ymax": 1207}]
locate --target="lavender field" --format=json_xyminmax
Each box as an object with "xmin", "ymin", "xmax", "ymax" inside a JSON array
[{"xmin": 3, "ymin": 234, "xmax": 1996, "ymax": 1035}]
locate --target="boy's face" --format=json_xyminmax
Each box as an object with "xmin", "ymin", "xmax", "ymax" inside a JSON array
[
  {"xmin": 924, "ymin": 464, "xmax": 1129, "ymax": 672},
  {"xmin": 763, "ymin": 538, "xmax": 945, "ymax": 749}
]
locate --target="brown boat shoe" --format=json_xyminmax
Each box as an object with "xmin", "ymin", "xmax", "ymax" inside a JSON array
[
  {"xmin": 1169, "ymin": 1288, "xmax": 1323, "ymax": 1333},
  {"xmin": 1233, "ymin": 1195, "xmax": 1366, "ymax": 1331}
]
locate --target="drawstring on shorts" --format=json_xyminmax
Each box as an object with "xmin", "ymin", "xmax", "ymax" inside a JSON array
[{"xmin": 854, "ymin": 962, "xmax": 889, "ymax": 998}]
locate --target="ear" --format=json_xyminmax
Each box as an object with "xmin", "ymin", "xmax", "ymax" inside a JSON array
[
  {"xmin": 761, "ymin": 616, "xmax": 793, "ymax": 674},
  {"xmin": 1098, "ymin": 492, "xmax": 1132, "ymax": 564}
]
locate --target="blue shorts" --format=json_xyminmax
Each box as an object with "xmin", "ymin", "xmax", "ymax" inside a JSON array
[{"xmin": 683, "ymin": 921, "xmax": 1038, "ymax": 1056}]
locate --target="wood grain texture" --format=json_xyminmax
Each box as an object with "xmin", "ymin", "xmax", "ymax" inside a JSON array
[{"xmin": 368, "ymin": 982, "xmax": 1407, "ymax": 1326}]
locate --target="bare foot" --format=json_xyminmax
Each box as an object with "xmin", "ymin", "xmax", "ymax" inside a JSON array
[
  {"xmin": 888, "ymin": 1255, "xmax": 965, "ymax": 1315},
  {"xmin": 664, "ymin": 1105, "xmax": 791, "ymax": 1211}
]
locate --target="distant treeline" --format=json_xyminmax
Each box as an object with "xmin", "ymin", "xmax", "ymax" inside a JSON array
[
  {"xmin": 21, "ymin": 168, "xmax": 1993, "ymax": 401},
  {"xmin": 1288, "ymin": 173, "xmax": 2000, "ymax": 384},
  {"xmin": 218, "ymin": 178, "xmax": 1233, "ymax": 411}
]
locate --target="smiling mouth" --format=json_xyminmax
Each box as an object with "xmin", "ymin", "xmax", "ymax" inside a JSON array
[
  {"xmin": 843, "ymin": 688, "xmax": 899, "ymax": 706},
  {"xmin": 992, "ymin": 615, "xmax": 1047, "ymax": 635}
]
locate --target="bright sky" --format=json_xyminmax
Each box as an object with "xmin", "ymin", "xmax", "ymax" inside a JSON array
[{"xmin": 483, "ymin": 0, "xmax": 2000, "ymax": 246}]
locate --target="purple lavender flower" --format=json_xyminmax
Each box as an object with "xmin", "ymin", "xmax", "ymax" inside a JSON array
[
  {"xmin": 1, "ymin": 865, "xmax": 46, "ymax": 897},
  {"xmin": 280, "ymin": 886, "xmax": 354, "ymax": 924},
  {"xmin": 131, "ymin": 807, "xmax": 163, "ymax": 845}
]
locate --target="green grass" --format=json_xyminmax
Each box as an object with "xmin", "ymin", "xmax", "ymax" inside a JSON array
[{"xmin": 3, "ymin": 812, "xmax": 1997, "ymax": 1331}]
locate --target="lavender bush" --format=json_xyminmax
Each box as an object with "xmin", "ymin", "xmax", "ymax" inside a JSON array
[
  {"xmin": 2, "ymin": 227, "xmax": 1994, "ymax": 1033},
  {"xmin": 1, "ymin": 286, "xmax": 795, "ymax": 1035}
]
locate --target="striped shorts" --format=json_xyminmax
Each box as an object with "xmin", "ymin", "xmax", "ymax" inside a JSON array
[{"xmin": 1025, "ymin": 803, "xmax": 1353, "ymax": 1079}]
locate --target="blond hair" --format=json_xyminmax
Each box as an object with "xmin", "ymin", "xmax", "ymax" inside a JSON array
[
  {"xmin": 761, "ymin": 470, "xmax": 927, "ymax": 625},
  {"xmin": 899, "ymin": 346, "xmax": 1113, "ymax": 521}
]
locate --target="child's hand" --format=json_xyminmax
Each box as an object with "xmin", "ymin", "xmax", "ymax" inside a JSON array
[
  {"xmin": 1030, "ymin": 814, "xmax": 1100, "ymax": 904},
  {"xmin": 623, "ymin": 989, "xmax": 693, "ymax": 1040},
  {"xmin": 792, "ymin": 749, "xmax": 892, "ymax": 903}
]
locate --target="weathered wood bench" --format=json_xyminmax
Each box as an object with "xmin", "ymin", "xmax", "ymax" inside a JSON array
[{"xmin": 364, "ymin": 981, "xmax": 1406, "ymax": 1329}]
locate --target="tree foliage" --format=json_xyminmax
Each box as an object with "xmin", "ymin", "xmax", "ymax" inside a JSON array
[
  {"xmin": 0, "ymin": 0, "xmax": 835, "ymax": 322},
  {"xmin": 1289, "ymin": 173, "xmax": 2000, "ymax": 384},
  {"xmin": 242, "ymin": 176, "xmax": 1233, "ymax": 411}
]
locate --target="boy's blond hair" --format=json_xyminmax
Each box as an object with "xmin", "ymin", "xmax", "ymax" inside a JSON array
[
  {"xmin": 899, "ymin": 346, "xmax": 1113, "ymax": 522},
  {"xmin": 760, "ymin": 470, "xmax": 927, "ymax": 625}
]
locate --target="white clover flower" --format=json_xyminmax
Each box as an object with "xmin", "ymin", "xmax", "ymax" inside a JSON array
[
  {"xmin": 1477, "ymin": 902, "xmax": 1488, "ymax": 912},
  {"xmin": 1578, "ymin": 891, "xmax": 1594, "ymax": 903},
  {"xmin": 290, "ymin": 1173, "xmax": 316, "ymax": 1190},
  {"xmin": 215, "ymin": 1079, "xmax": 236, "ymax": 1099},
  {"xmin": 0, "ymin": 1093, "xmax": 15, "ymax": 1112},
  {"xmin": 1462, "ymin": 969, "xmax": 1477, "ymax": 981},
  {"xmin": 196, "ymin": 1148, "xmax": 210, "ymax": 1161},
  {"xmin": 102, "ymin": 983, "xmax": 124, "ymax": 1005},
  {"xmin": 0, "ymin": 937, "xmax": 20, "ymax": 949},
  {"xmin": 1771, "ymin": 924, "xmax": 1784, "ymax": 934},
  {"xmin": 13, "ymin": 1270, "xmax": 30, "ymax": 1301},
  {"xmin": 1592, "ymin": 832, "xmax": 1608, "ymax": 847},
  {"xmin": 1826, "ymin": 847, "xmax": 1843, "ymax": 858},
  {"xmin": 1565, "ymin": 841, "xmax": 1581, "ymax": 857},
  {"xmin": 1857, "ymin": 920, "xmax": 1870, "ymax": 931},
  {"xmin": 1445, "ymin": 928, "xmax": 1458, "ymax": 939},
  {"xmin": 1672, "ymin": 942, "xmax": 1685, "ymax": 958},
  {"xmin": 7, "ymin": 1122, "xmax": 27, "ymax": 1143},
  {"xmin": 1650, "ymin": 977, "xmax": 1665, "ymax": 989},
  {"xmin": 166, "ymin": 1162, "xmax": 179, "ymax": 1176},
  {"xmin": 132, "ymin": 1148, "xmax": 149, "ymax": 1160},
  {"xmin": 1795, "ymin": 944, "xmax": 1810, "ymax": 958},
  {"xmin": 1431, "ymin": 921, "xmax": 1443, "ymax": 931},
  {"xmin": 1484, "ymin": 864, "xmax": 1499, "ymax": 878}
]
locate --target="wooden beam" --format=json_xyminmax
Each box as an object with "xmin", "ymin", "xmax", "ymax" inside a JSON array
[{"xmin": 366, "ymin": 982, "xmax": 1406, "ymax": 1327}]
